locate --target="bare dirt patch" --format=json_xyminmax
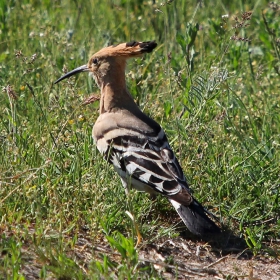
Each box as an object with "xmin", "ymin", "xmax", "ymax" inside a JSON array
[{"xmin": 16, "ymin": 230, "xmax": 280, "ymax": 280}]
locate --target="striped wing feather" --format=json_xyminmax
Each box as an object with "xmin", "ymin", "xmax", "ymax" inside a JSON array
[{"xmin": 105, "ymin": 129, "xmax": 193, "ymax": 205}]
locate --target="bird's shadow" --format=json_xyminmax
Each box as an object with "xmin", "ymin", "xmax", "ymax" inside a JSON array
[{"xmin": 179, "ymin": 225, "xmax": 252, "ymax": 259}]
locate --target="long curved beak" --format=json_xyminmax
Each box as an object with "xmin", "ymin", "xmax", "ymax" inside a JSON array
[{"xmin": 54, "ymin": 64, "xmax": 89, "ymax": 84}]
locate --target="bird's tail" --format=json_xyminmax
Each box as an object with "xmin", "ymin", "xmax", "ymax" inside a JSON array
[{"xmin": 169, "ymin": 199, "xmax": 220, "ymax": 237}]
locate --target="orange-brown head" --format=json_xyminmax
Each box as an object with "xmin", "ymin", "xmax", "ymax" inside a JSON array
[{"xmin": 54, "ymin": 41, "xmax": 157, "ymax": 88}]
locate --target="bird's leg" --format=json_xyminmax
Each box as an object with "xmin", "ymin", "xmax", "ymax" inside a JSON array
[
  {"xmin": 134, "ymin": 218, "xmax": 142, "ymax": 248},
  {"xmin": 121, "ymin": 177, "xmax": 142, "ymax": 247}
]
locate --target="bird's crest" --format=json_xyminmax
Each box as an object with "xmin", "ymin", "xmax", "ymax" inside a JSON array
[{"xmin": 93, "ymin": 41, "xmax": 157, "ymax": 58}]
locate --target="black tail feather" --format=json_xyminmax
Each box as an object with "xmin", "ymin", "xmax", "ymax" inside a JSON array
[{"xmin": 169, "ymin": 199, "xmax": 221, "ymax": 237}]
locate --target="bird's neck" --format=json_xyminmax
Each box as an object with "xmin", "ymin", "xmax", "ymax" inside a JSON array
[{"xmin": 99, "ymin": 79, "xmax": 139, "ymax": 114}]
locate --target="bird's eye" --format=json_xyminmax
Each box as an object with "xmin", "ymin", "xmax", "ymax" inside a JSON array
[{"xmin": 92, "ymin": 58, "xmax": 98, "ymax": 65}]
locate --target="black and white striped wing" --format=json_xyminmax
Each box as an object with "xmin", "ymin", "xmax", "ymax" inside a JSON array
[{"xmin": 106, "ymin": 128, "xmax": 192, "ymax": 201}]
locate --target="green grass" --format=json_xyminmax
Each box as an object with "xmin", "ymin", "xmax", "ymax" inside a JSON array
[{"xmin": 0, "ymin": 0, "xmax": 279, "ymax": 278}]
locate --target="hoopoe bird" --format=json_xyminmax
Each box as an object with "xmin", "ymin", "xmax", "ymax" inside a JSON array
[{"xmin": 55, "ymin": 41, "xmax": 220, "ymax": 239}]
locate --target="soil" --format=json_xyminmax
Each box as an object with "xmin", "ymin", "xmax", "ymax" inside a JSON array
[{"xmin": 17, "ymin": 230, "xmax": 280, "ymax": 280}]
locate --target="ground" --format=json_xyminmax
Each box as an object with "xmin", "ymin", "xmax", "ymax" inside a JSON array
[{"xmin": 3, "ymin": 227, "xmax": 278, "ymax": 279}]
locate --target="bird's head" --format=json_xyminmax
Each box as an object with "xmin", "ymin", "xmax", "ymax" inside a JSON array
[{"xmin": 54, "ymin": 41, "xmax": 157, "ymax": 88}]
